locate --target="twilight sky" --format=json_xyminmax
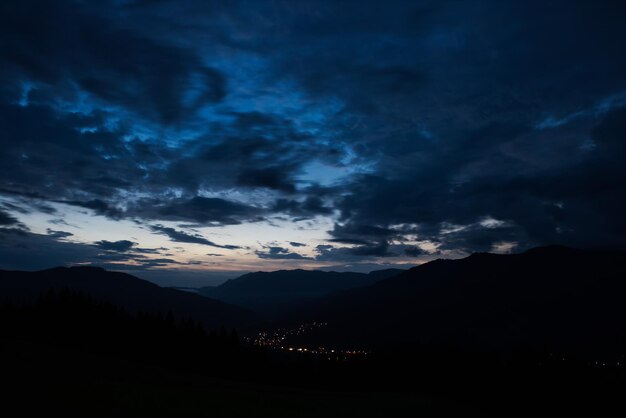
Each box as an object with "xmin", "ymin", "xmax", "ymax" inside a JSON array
[{"xmin": 1, "ymin": 0, "xmax": 626, "ymax": 286}]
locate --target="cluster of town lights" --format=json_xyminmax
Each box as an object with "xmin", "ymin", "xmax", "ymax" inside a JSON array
[{"xmin": 244, "ymin": 322, "xmax": 369, "ymax": 360}]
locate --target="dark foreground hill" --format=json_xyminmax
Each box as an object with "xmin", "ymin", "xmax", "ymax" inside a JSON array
[
  {"xmin": 288, "ymin": 246, "xmax": 626, "ymax": 358},
  {"xmin": 1, "ymin": 277, "xmax": 624, "ymax": 417},
  {"xmin": 0, "ymin": 266, "xmax": 256, "ymax": 330},
  {"xmin": 1, "ymin": 254, "xmax": 625, "ymax": 416},
  {"xmin": 198, "ymin": 268, "xmax": 404, "ymax": 316}
]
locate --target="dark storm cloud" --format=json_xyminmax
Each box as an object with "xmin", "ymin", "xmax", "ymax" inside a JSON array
[
  {"xmin": 161, "ymin": 115, "xmax": 328, "ymax": 195},
  {"xmin": 0, "ymin": 199, "xmax": 57, "ymax": 216},
  {"xmin": 314, "ymin": 241, "xmax": 425, "ymax": 261},
  {"xmin": 61, "ymin": 199, "xmax": 125, "ymax": 219},
  {"xmin": 0, "ymin": 102, "xmax": 146, "ymax": 208},
  {"xmin": 328, "ymin": 238, "xmax": 370, "ymax": 245},
  {"xmin": 237, "ymin": 167, "xmax": 296, "ymax": 192},
  {"xmin": 272, "ymin": 197, "xmax": 334, "ymax": 219},
  {"xmin": 0, "ymin": 222, "xmax": 197, "ymax": 272},
  {"xmin": 227, "ymin": 0, "xmax": 626, "ymax": 253},
  {"xmin": 1, "ymin": 0, "xmax": 626, "ymax": 268},
  {"xmin": 0, "ymin": 208, "xmax": 29, "ymax": 234},
  {"xmin": 314, "ymin": 243, "xmax": 383, "ymax": 261},
  {"xmin": 330, "ymin": 223, "xmax": 396, "ymax": 241},
  {"xmin": 331, "ymin": 105, "xmax": 626, "ymax": 252},
  {"xmin": 140, "ymin": 196, "xmax": 264, "ymax": 226},
  {"xmin": 0, "ymin": 0, "xmax": 242, "ymax": 232},
  {"xmin": 0, "ymin": 229, "xmax": 99, "ymax": 270},
  {"xmin": 255, "ymin": 245, "xmax": 312, "ymax": 260},
  {"xmin": 315, "ymin": 241, "xmax": 435, "ymax": 261},
  {"xmin": 0, "ymin": 97, "xmax": 319, "ymax": 228},
  {"xmin": 0, "ymin": 0, "xmax": 225, "ymax": 123},
  {"xmin": 404, "ymin": 247, "xmax": 423, "ymax": 257},
  {"xmin": 345, "ymin": 241, "xmax": 393, "ymax": 257},
  {"xmin": 93, "ymin": 240, "xmax": 136, "ymax": 252},
  {"xmin": 322, "ymin": 223, "xmax": 402, "ymax": 256},
  {"xmin": 0, "ymin": 0, "xmax": 340, "ymax": 236},
  {"xmin": 0, "ymin": 209, "xmax": 20, "ymax": 226},
  {"xmin": 46, "ymin": 229, "xmax": 74, "ymax": 239},
  {"xmin": 276, "ymin": 0, "xmax": 626, "ymax": 124},
  {"xmin": 148, "ymin": 224, "xmax": 241, "ymax": 249}
]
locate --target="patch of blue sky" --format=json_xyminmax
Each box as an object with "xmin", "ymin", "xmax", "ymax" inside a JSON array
[
  {"xmin": 298, "ymin": 161, "xmax": 351, "ymax": 187},
  {"xmin": 198, "ymin": 188, "xmax": 276, "ymax": 208},
  {"xmin": 298, "ymin": 156, "xmax": 376, "ymax": 188}
]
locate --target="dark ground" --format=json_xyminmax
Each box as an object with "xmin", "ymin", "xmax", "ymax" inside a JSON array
[
  {"xmin": 3, "ymin": 337, "xmax": 625, "ymax": 417},
  {"xmin": 1, "ymin": 339, "xmax": 470, "ymax": 418},
  {"xmin": 2, "ymin": 253, "xmax": 625, "ymax": 417}
]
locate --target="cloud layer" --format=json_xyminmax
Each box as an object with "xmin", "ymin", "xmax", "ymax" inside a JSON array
[{"xmin": 2, "ymin": 0, "xmax": 626, "ymax": 276}]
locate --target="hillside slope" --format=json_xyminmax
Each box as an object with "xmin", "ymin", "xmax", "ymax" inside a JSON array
[
  {"xmin": 0, "ymin": 266, "xmax": 257, "ymax": 330},
  {"xmin": 290, "ymin": 246, "xmax": 626, "ymax": 357},
  {"xmin": 198, "ymin": 268, "xmax": 404, "ymax": 315}
]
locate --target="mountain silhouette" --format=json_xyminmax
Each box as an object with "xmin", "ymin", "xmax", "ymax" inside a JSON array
[
  {"xmin": 287, "ymin": 246, "xmax": 626, "ymax": 357},
  {"xmin": 0, "ymin": 266, "xmax": 256, "ymax": 330},
  {"xmin": 198, "ymin": 268, "xmax": 404, "ymax": 317}
]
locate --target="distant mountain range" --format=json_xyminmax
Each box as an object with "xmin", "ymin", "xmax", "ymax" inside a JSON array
[
  {"xmin": 285, "ymin": 246, "xmax": 626, "ymax": 357},
  {"xmin": 0, "ymin": 266, "xmax": 256, "ymax": 330},
  {"xmin": 4, "ymin": 246, "xmax": 626, "ymax": 359},
  {"xmin": 198, "ymin": 268, "xmax": 405, "ymax": 316}
]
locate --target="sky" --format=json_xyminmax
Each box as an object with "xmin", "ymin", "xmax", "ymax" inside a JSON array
[{"xmin": 1, "ymin": 0, "xmax": 626, "ymax": 286}]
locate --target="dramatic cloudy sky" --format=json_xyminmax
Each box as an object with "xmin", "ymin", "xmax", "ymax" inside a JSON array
[{"xmin": 1, "ymin": 0, "xmax": 625, "ymax": 285}]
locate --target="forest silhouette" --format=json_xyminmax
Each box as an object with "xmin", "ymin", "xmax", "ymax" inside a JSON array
[{"xmin": 2, "ymin": 247, "xmax": 626, "ymax": 416}]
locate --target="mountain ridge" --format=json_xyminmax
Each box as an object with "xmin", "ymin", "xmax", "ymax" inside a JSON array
[
  {"xmin": 198, "ymin": 268, "xmax": 405, "ymax": 317},
  {"xmin": 0, "ymin": 266, "xmax": 257, "ymax": 330},
  {"xmin": 281, "ymin": 246, "xmax": 626, "ymax": 357}
]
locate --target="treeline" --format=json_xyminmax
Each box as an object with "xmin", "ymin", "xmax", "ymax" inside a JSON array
[
  {"xmin": 0, "ymin": 289, "xmax": 369, "ymax": 387},
  {"xmin": 1, "ymin": 289, "xmax": 625, "ymax": 396},
  {"xmin": 0, "ymin": 289, "xmax": 263, "ymax": 378}
]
